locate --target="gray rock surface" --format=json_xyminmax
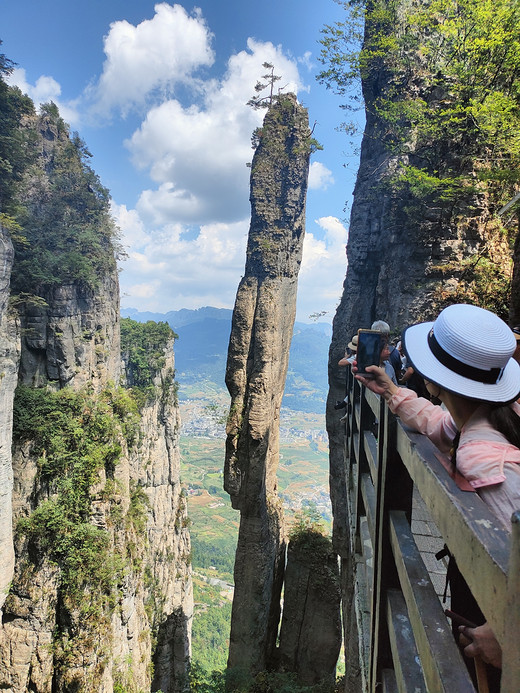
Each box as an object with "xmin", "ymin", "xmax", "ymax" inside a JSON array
[
  {"xmin": 18, "ymin": 277, "xmax": 121, "ymax": 391},
  {"xmin": 1, "ymin": 334, "xmax": 192, "ymax": 693},
  {"xmin": 325, "ymin": 7, "xmax": 517, "ymax": 691},
  {"xmin": 278, "ymin": 534, "xmax": 341, "ymax": 685},
  {"xmin": 0, "ymin": 228, "xmax": 19, "ymax": 613}
]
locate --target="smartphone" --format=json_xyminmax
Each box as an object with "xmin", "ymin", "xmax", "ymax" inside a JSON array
[{"xmin": 356, "ymin": 329, "xmax": 384, "ymax": 378}]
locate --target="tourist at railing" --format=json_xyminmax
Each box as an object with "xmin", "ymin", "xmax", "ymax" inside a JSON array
[
  {"xmin": 371, "ymin": 319, "xmax": 402, "ymax": 382},
  {"xmin": 353, "ymin": 303, "xmax": 520, "ymax": 690},
  {"xmin": 338, "ymin": 334, "xmax": 358, "ymax": 367},
  {"xmin": 336, "ymin": 327, "xmax": 396, "ymax": 413},
  {"xmin": 335, "ymin": 334, "xmax": 358, "ymax": 417}
]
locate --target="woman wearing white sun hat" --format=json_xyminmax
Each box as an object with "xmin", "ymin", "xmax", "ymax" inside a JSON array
[
  {"xmin": 355, "ymin": 303, "xmax": 520, "ymax": 528},
  {"xmin": 354, "ymin": 303, "xmax": 520, "ymax": 680}
]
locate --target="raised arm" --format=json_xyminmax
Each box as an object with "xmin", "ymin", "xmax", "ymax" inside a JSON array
[{"xmin": 355, "ymin": 365, "xmax": 457, "ymax": 454}]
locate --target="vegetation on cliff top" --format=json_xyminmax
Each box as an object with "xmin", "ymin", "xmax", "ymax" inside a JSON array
[
  {"xmin": 11, "ymin": 102, "xmax": 120, "ymax": 295},
  {"xmin": 0, "ymin": 46, "xmax": 35, "ymax": 224},
  {"xmin": 191, "ymin": 665, "xmax": 343, "ymax": 693},
  {"xmin": 288, "ymin": 507, "xmax": 333, "ymax": 558},
  {"xmin": 0, "ymin": 53, "xmax": 120, "ymax": 297},
  {"xmin": 318, "ymin": 0, "xmax": 520, "ymax": 319},
  {"xmin": 319, "ymin": 0, "xmax": 520, "ymax": 189},
  {"xmin": 121, "ymin": 318, "xmax": 177, "ymax": 385},
  {"xmin": 120, "ymin": 317, "xmax": 178, "ymax": 409},
  {"xmin": 248, "ymin": 65, "xmax": 322, "ymax": 158}
]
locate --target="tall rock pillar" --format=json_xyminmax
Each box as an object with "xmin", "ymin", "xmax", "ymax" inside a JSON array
[
  {"xmin": 225, "ymin": 94, "xmax": 310, "ymax": 674},
  {"xmin": 0, "ymin": 226, "xmax": 19, "ymax": 613}
]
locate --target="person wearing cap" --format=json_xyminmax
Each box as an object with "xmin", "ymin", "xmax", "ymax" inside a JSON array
[
  {"xmin": 338, "ymin": 334, "xmax": 358, "ymax": 367},
  {"xmin": 354, "ymin": 303, "xmax": 520, "ymax": 680},
  {"xmin": 335, "ymin": 335, "xmax": 359, "ymax": 412},
  {"xmin": 371, "ymin": 319, "xmax": 402, "ymax": 382}
]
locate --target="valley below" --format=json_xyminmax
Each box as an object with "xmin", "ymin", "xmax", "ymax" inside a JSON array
[
  {"xmin": 178, "ymin": 394, "xmax": 331, "ymax": 671},
  {"xmin": 123, "ymin": 307, "xmax": 333, "ymax": 672}
]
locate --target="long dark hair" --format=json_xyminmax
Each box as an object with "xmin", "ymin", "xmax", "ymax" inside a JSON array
[
  {"xmin": 489, "ymin": 404, "xmax": 520, "ymax": 449},
  {"xmin": 450, "ymin": 403, "xmax": 520, "ymax": 466}
]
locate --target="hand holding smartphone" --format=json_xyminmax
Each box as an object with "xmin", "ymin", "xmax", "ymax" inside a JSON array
[{"xmin": 356, "ymin": 329, "xmax": 384, "ymax": 378}]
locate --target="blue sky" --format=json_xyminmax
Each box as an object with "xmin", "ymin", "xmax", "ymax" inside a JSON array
[{"xmin": 2, "ymin": 1, "xmax": 363, "ymax": 322}]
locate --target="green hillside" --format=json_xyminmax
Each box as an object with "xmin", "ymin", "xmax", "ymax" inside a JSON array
[{"xmin": 121, "ymin": 308, "xmax": 331, "ymax": 413}]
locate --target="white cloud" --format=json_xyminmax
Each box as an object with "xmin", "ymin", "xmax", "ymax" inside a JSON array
[
  {"xmin": 126, "ymin": 37, "xmax": 306, "ymax": 226},
  {"xmin": 316, "ymin": 215, "xmax": 349, "ymax": 245},
  {"xmin": 116, "ymin": 205, "xmax": 350, "ymax": 323},
  {"xmin": 8, "ymin": 2, "xmax": 346, "ymax": 323},
  {"xmin": 308, "ymin": 161, "xmax": 334, "ymax": 190},
  {"xmin": 7, "ymin": 67, "xmax": 80, "ymax": 125},
  {"xmin": 117, "ymin": 208, "xmax": 347, "ymax": 321},
  {"xmin": 92, "ymin": 3, "xmax": 215, "ymax": 116},
  {"xmin": 125, "ymin": 279, "xmax": 161, "ymax": 299},
  {"xmin": 298, "ymin": 51, "xmax": 314, "ymax": 72},
  {"xmin": 111, "ymin": 202, "xmax": 150, "ymax": 247},
  {"xmin": 115, "ymin": 199, "xmax": 249, "ymax": 312},
  {"xmin": 296, "ymin": 216, "xmax": 348, "ymax": 321}
]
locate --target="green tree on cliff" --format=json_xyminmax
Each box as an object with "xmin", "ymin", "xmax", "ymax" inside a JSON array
[
  {"xmin": 0, "ymin": 45, "xmax": 35, "ymax": 224},
  {"xmin": 318, "ymin": 0, "xmax": 520, "ymax": 195},
  {"xmin": 120, "ymin": 317, "xmax": 177, "ymax": 392},
  {"xmin": 317, "ymin": 0, "xmax": 520, "ymax": 318},
  {"xmin": 11, "ymin": 101, "xmax": 120, "ymax": 295},
  {"xmin": 247, "ymin": 62, "xmax": 283, "ymax": 110}
]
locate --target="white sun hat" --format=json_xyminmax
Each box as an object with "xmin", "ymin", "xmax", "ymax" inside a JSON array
[{"xmin": 402, "ymin": 304, "xmax": 520, "ymax": 403}]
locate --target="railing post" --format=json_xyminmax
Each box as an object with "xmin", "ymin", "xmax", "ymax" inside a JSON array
[
  {"xmin": 369, "ymin": 395, "xmax": 414, "ymax": 692},
  {"xmin": 352, "ymin": 375, "xmax": 371, "ymax": 551},
  {"xmin": 346, "ymin": 368, "xmax": 360, "ymax": 553},
  {"xmin": 343, "ymin": 368, "xmax": 371, "ymax": 691},
  {"xmin": 501, "ymin": 510, "xmax": 520, "ymax": 692}
]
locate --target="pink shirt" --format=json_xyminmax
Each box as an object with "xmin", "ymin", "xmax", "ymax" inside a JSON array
[{"xmin": 387, "ymin": 388, "xmax": 520, "ymax": 530}]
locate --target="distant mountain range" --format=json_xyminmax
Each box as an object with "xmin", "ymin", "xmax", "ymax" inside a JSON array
[{"xmin": 121, "ymin": 307, "xmax": 331, "ymax": 413}]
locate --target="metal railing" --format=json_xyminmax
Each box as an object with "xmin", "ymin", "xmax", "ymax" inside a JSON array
[{"xmin": 341, "ymin": 369, "xmax": 520, "ymax": 692}]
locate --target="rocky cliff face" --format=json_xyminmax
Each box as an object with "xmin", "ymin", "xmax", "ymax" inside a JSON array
[
  {"xmin": 1, "ymin": 326, "xmax": 192, "ymax": 693},
  {"xmin": 325, "ymin": 2, "xmax": 520, "ymax": 690},
  {"xmin": 278, "ymin": 531, "xmax": 341, "ymax": 685},
  {"xmin": 327, "ymin": 0, "xmax": 519, "ymax": 556},
  {"xmin": 18, "ymin": 278, "xmax": 121, "ymax": 391},
  {"xmin": 225, "ymin": 94, "xmax": 310, "ymax": 674},
  {"xmin": 0, "ymin": 109, "xmax": 192, "ymax": 692},
  {"xmin": 0, "ymin": 227, "xmax": 19, "ymax": 613}
]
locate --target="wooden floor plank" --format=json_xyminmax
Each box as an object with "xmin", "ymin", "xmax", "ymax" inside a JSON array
[
  {"xmin": 386, "ymin": 589, "xmax": 427, "ymax": 693},
  {"xmin": 390, "ymin": 510, "xmax": 476, "ymax": 692}
]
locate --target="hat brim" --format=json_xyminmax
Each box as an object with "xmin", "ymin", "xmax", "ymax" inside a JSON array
[
  {"xmin": 403, "ymin": 322, "xmax": 520, "ymax": 403},
  {"xmin": 347, "ymin": 341, "xmax": 357, "ymax": 351}
]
